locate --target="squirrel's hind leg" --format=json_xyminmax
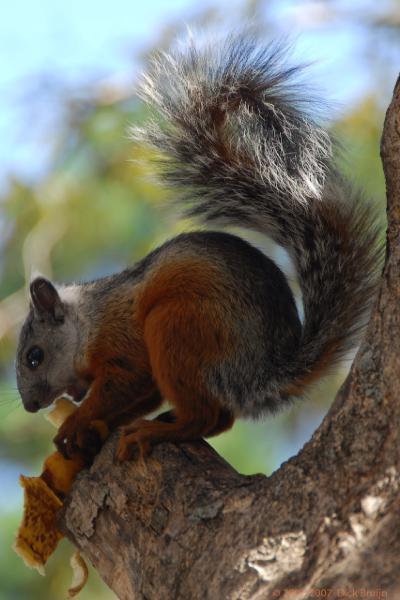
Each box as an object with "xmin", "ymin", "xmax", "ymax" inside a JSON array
[
  {"xmin": 117, "ymin": 399, "xmax": 219, "ymax": 460},
  {"xmin": 117, "ymin": 295, "xmax": 235, "ymax": 460},
  {"xmin": 206, "ymin": 407, "xmax": 235, "ymax": 437},
  {"xmin": 152, "ymin": 406, "xmax": 234, "ymax": 434},
  {"xmin": 117, "ymin": 405, "xmax": 235, "ymax": 460}
]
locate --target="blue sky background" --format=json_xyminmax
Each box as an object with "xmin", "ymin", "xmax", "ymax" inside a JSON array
[{"xmin": 0, "ymin": 0, "xmax": 396, "ymax": 190}]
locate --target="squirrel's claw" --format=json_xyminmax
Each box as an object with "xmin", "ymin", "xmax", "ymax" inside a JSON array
[
  {"xmin": 53, "ymin": 417, "xmax": 109, "ymax": 462},
  {"xmin": 116, "ymin": 421, "xmax": 152, "ymax": 462},
  {"xmin": 53, "ymin": 431, "xmax": 69, "ymax": 459}
]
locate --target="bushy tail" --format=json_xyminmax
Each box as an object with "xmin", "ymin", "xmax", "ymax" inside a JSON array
[{"xmin": 133, "ymin": 33, "xmax": 383, "ymax": 394}]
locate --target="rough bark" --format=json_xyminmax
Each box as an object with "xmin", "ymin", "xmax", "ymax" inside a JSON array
[{"xmin": 60, "ymin": 78, "xmax": 400, "ymax": 600}]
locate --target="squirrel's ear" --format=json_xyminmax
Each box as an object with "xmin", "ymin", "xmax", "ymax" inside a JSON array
[{"xmin": 30, "ymin": 277, "xmax": 65, "ymax": 323}]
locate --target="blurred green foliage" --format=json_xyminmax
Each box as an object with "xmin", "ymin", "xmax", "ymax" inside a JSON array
[{"xmin": 0, "ymin": 2, "xmax": 396, "ymax": 598}]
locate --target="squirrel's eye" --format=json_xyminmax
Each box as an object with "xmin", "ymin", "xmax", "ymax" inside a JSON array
[{"xmin": 26, "ymin": 346, "xmax": 44, "ymax": 370}]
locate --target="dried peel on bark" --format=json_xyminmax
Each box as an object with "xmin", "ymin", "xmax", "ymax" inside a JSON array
[
  {"xmin": 13, "ymin": 398, "xmax": 89, "ymax": 596},
  {"xmin": 44, "ymin": 397, "xmax": 78, "ymax": 428},
  {"xmin": 68, "ymin": 550, "xmax": 89, "ymax": 597},
  {"xmin": 13, "ymin": 475, "xmax": 64, "ymax": 575}
]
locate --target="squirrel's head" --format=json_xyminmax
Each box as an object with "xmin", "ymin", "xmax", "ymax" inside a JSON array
[{"xmin": 16, "ymin": 277, "xmax": 89, "ymax": 413}]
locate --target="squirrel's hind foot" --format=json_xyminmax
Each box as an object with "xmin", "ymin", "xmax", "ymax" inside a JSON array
[{"xmin": 115, "ymin": 406, "xmax": 235, "ymax": 462}]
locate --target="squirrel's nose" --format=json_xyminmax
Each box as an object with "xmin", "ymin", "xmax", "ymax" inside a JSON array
[{"xmin": 24, "ymin": 399, "xmax": 40, "ymax": 413}]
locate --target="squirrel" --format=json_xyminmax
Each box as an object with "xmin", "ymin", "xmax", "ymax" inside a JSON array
[{"xmin": 16, "ymin": 34, "xmax": 382, "ymax": 462}]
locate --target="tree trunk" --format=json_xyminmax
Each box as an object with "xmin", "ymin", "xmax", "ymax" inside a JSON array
[{"xmin": 60, "ymin": 78, "xmax": 400, "ymax": 600}]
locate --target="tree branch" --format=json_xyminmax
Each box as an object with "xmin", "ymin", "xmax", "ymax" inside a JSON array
[{"xmin": 60, "ymin": 79, "xmax": 400, "ymax": 600}]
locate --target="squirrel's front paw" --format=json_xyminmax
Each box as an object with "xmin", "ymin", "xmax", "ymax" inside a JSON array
[{"xmin": 54, "ymin": 416, "xmax": 109, "ymax": 461}]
